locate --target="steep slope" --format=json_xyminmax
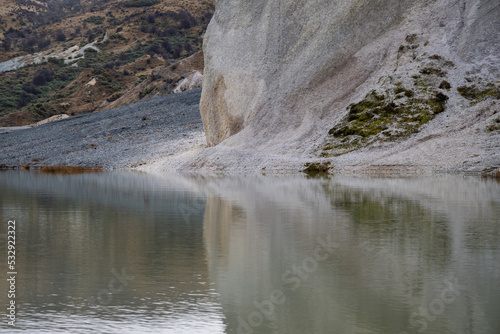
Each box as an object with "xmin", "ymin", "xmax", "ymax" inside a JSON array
[
  {"xmin": 0, "ymin": 89, "xmax": 204, "ymax": 169},
  {"xmin": 198, "ymin": 0, "xmax": 500, "ymax": 175},
  {"xmin": 0, "ymin": 0, "xmax": 214, "ymax": 126}
]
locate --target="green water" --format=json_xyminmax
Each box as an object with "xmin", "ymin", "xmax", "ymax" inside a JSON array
[{"xmin": 0, "ymin": 171, "xmax": 499, "ymax": 333}]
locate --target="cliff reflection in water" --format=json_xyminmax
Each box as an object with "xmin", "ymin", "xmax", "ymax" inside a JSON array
[
  {"xmin": 0, "ymin": 172, "xmax": 499, "ymax": 333},
  {"xmin": 202, "ymin": 176, "xmax": 500, "ymax": 334}
]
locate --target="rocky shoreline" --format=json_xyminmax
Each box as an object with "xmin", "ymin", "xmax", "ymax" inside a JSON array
[{"xmin": 0, "ymin": 87, "xmax": 499, "ymax": 177}]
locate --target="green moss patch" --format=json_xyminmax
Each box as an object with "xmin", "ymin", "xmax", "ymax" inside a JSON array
[
  {"xmin": 322, "ymin": 51, "xmax": 456, "ymax": 157},
  {"xmin": 420, "ymin": 66, "xmax": 446, "ymax": 77},
  {"xmin": 328, "ymin": 88, "xmax": 447, "ymax": 143},
  {"xmin": 457, "ymin": 84, "xmax": 500, "ymax": 102}
]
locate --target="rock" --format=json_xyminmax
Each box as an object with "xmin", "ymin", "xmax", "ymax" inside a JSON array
[
  {"xmin": 31, "ymin": 114, "xmax": 69, "ymax": 127},
  {"xmin": 200, "ymin": 0, "xmax": 500, "ymax": 155},
  {"xmin": 173, "ymin": 71, "xmax": 203, "ymax": 94},
  {"xmin": 0, "ymin": 114, "xmax": 70, "ymax": 134},
  {"xmin": 85, "ymin": 78, "xmax": 97, "ymax": 87},
  {"xmin": 0, "ymin": 36, "xmax": 105, "ymax": 73}
]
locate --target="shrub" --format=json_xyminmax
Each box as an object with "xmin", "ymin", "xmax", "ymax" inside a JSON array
[
  {"xmin": 457, "ymin": 84, "xmax": 500, "ymax": 101},
  {"xmin": 48, "ymin": 57, "xmax": 64, "ymax": 66},
  {"xmin": 95, "ymin": 69, "xmax": 124, "ymax": 91},
  {"xmin": 139, "ymin": 87, "xmax": 154, "ymax": 99},
  {"xmin": 17, "ymin": 92, "xmax": 29, "ymax": 108},
  {"xmin": 164, "ymin": 27, "xmax": 178, "ymax": 36},
  {"xmin": 124, "ymin": 0, "xmax": 160, "ymax": 8},
  {"xmin": 162, "ymin": 40, "xmax": 172, "ymax": 52},
  {"xmin": 148, "ymin": 44, "xmax": 161, "ymax": 54},
  {"xmin": 146, "ymin": 13, "xmax": 156, "ymax": 23},
  {"xmin": 172, "ymin": 44, "xmax": 183, "ymax": 58},
  {"xmin": 1, "ymin": 39, "xmax": 12, "ymax": 51},
  {"xmin": 439, "ymin": 80, "xmax": 451, "ymax": 90},
  {"xmin": 33, "ymin": 69, "xmax": 54, "ymax": 86},
  {"xmin": 37, "ymin": 38, "xmax": 52, "ymax": 50},
  {"xmin": 21, "ymin": 84, "xmax": 41, "ymax": 95},
  {"xmin": 179, "ymin": 18, "xmax": 192, "ymax": 29},
  {"xmin": 148, "ymin": 25, "xmax": 159, "ymax": 35},
  {"xmin": 55, "ymin": 30, "xmax": 66, "ymax": 42},
  {"xmin": 22, "ymin": 36, "xmax": 37, "ymax": 48},
  {"xmin": 203, "ymin": 11, "xmax": 213, "ymax": 22},
  {"xmin": 84, "ymin": 16, "xmax": 105, "ymax": 25},
  {"xmin": 107, "ymin": 93, "xmax": 122, "ymax": 102}
]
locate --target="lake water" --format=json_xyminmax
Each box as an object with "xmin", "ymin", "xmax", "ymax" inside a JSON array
[{"xmin": 0, "ymin": 171, "xmax": 499, "ymax": 333}]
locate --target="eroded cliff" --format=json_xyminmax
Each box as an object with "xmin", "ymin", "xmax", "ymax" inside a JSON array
[{"xmin": 198, "ymin": 0, "xmax": 500, "ymax": 175}]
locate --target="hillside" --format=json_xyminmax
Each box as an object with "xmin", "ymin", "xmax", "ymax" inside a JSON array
[
  {"xmin": 0, "ymin": 88, "xmax": 204, "ymax": 169},
  {"xmin": 0, "ymin": 0, "xmax": 214, "ymax": 126},
  {"xmin": 1, "ymin": 0, "xmax": 499, "ymax": 176}
]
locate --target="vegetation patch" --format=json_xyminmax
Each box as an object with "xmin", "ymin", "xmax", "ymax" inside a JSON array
[
  {"xmin": 322, "ymin": 50, "xmax": 454, "ymax": 157},
  {"xmin": 38, "ymin": 166, "xmax": 103, "ymax": 174},
  {"xmin": 420, "ymin": 66, "xmax": 446, "ymax": 77},
  {"xmin": 139, "ymin": 87, "xmax": 154, "ymax": 99},
  {"xmin": 439, "ymin": 80, "xmax": 451, "ymax": 90},
  {"xmin": 29, "ymin": 103, "xmax": 59, "ymax": 120},
  {"xmin": 328, "ymin": 88, "xmax": 447, "ymax": 142},
  {"xmin": 84, "ymin": 16, "xmax": 105, "ymax": 25},
  {"xmin": 302, "ymin": 162, "xmax": 331, "ymax": 176},
  {"xmin": 457, "ymin": 84, "xmax": 500, "ymax": 102},
  {"xmin": 95, "ymin": 69, "xmax": 125, "ymax": 91},
  {"xmin": 124, "ymin": 0, "xmax": 160, "ymax": 7},
  {"xmin": 107, "ymin": 93, "xmax": 123, "ymax": 102},
  {"xmin": 0, "ymin": 1, "xmax": 215, "ymax": 125},
  {"xmin": 487, "ymin": 117, "xmax": 500, "ymax": 132},
  {"xmin": 0, "ymin": 63, "xmax": 82, "ymax": 123}
]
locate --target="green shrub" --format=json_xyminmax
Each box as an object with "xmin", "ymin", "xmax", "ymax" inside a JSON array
[
  {"xmin": 124, "ymin": 0, "xmax": 160, "ymax": 7},
  {"xmin": 107, "ymin": 93, "xmax": 123, "ymax": 102},
  {"xmin": 0, "ymin": 63, "xmax": 82, "ymax": 118},
  {"xmin": 84, "ymin": 16, "xmax": 105, "ymax": 25}
]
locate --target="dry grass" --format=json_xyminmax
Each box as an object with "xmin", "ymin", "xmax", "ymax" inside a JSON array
[{"xmin": 38, "ymin": 165, "xmax": 103, "ymax": 174}]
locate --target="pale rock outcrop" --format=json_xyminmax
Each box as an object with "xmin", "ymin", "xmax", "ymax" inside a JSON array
[
  {"xmin": 31, "ymin": 114, "xmax": 69, "ymax": 127},
  {"xmin": 85, "ymin": 78, "xmax": 97, "ymax": 87},
  {"xmin": 0, "ymin": 35, "xmax": 104, "ymax": 73},
  {"xmin": 198, "ymin": 0, "xmax": 500, "ymax": 174},
  {"xmin": 173, "ymin": 71, "xmax": 204, "ymax": 93}
]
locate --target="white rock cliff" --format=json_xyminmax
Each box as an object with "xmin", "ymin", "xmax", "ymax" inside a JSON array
[{"xmin": 197, "ymin": 0, "xmax": 500, "ymax": 174}]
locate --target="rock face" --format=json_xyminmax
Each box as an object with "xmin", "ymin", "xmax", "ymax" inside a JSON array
[{"xmin": 199, "ymin": 0, "xmax": 500, "ymax": 174}]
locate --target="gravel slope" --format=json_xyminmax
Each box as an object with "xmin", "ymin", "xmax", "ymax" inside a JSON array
[
  {"xmin": 0, "ymin": 88, "xmax": 205, "ymax": 169},
  {"xmin": 1, "ymin": 86, "xmax": 498, "ymax": 176}
]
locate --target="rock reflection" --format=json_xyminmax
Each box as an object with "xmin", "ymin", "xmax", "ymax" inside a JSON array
[
  {"xmin": 203, "ymin": 176, "xmax": 500, "ymax": 334},
  {"xmin": 0, "ymin": 172, "xmax": 498, "ymax": 333}
]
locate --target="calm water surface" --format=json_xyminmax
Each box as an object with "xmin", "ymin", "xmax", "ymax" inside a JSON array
[{"xmin": 0, "ymin": 171, "xmax": 499, "ymax": 333}]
